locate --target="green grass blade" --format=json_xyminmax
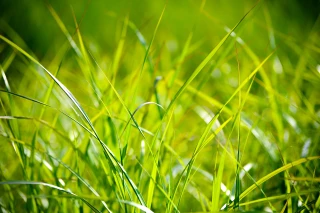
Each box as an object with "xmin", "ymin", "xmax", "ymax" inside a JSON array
[
  {"xmin": 0, "ymin": 181, "xmax": 101, "ymax": 213},
  {"xmin": 238, "ymin": 156, "xmax": 320, "ymax": 202},
  {"xmin": 239, "ymin": 189, "xmax": 320, "ymax": 207}
]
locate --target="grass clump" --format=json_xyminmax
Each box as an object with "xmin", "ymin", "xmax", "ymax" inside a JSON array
[{"xmin": 0, "ymin": 0, "xmax": 319, "ymax": 212}]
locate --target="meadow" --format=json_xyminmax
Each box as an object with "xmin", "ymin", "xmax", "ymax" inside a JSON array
[{"xmin": 0, "ymin": 0, "xmax": 319, "ymax": 212}]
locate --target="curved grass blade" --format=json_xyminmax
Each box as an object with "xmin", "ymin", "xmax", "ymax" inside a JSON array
[
  {"xmin": 0, "ymin": 181, "xmax": 101, "ymax": 213},
  {"xmin": 236, "ymin": 156, "xmax": 320, "ymax": 203},
  {"xmin": 0, "ymin": 35, "xmax": 148, "ymax": 208},
  {"xmin": 120, "ymin": 101, "xmax": 164, "ymax": 138},
  {"xmin": 239, "ymin": 189, "xmax": 320, "ymax": 207},
  {"xmin": 0, "ymin": 89, "xmax": 95, "ymax": 137},
  {"xmin": 0, "ymin": 116, "xmax": 76, "ymax": 148},
  {"xmin": 119, "ymin": 200, "xmax": 154, "ymax": 213},
  {"xmin": 174, "ymin": 79, "xmax": 233, "ymax": 115}
]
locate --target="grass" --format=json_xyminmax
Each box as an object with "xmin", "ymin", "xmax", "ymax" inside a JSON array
[{"xmin": 0, "ymin": 0, "xmax": 320, "ymax": 212}]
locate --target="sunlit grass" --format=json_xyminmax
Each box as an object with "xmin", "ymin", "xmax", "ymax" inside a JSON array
[{"xmin": 0, "ymin": 0, "xmax": 319, "ymax": 212}]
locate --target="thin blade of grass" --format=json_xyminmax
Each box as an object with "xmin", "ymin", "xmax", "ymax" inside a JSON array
[
  {"xmin": 238, "ymin": 156, "xmax": 320, "ymax": 202},
  {"xmin": 0, "ymin": 90, "xmax": 95, "ymax": 137},
  {"xmin": 0, "ymin": 181, "xmax": 101, "ymax": 213},
  {"xmin": 239, "ymin": 189, "xmax": 320, "ymax": 207}
]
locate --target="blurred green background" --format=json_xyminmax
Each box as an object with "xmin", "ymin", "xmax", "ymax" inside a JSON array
[{"xmin": 1, "ymin": 0, "xmax": 319, "ymax": 59}]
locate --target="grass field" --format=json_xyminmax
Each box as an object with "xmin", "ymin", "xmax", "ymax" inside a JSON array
[{"xmin": 0, "ymin": 0, "xmax": 320, "ymax": 212}]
